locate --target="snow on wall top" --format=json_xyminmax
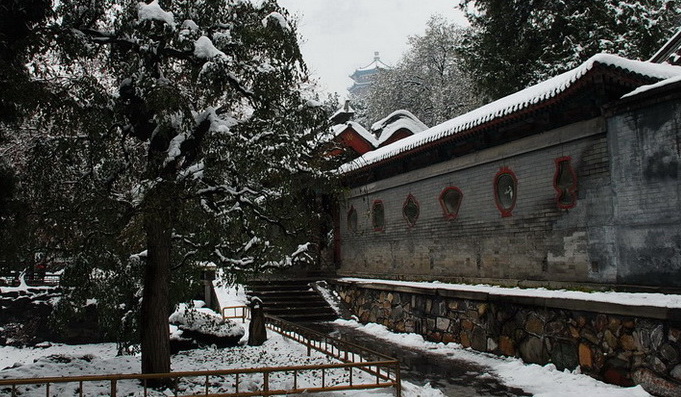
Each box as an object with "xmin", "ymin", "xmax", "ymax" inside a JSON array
[
  {"xmin": 622, "ymin": 74, "xmax": 681, "ymax": 98},
  {"xmin": 340, "ymin": 54, "xmax": 681, "ymax": 174},
  {"xmin": 371, "ymin": 109, "xmax": 428, "ymax": 146}
]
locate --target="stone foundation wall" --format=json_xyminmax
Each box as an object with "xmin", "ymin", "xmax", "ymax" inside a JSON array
[{"xmin": 332, "ymin": 280, "xmax": 681, "ymax": 397}]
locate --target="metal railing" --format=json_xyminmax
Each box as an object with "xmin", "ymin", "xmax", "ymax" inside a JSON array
[
  {"xmin": 222, "ymin": 305, "xmax": 250, "ymax": 323},
  {"xmin": 0, "ymin": 307, "xmax": 401, "ymax": 396},
  {"xmin": 0, "ymin": 362, "xmax": 398, "ymax": 396},
  {"xmin": 264, "ymin": 313, "xmax": 401, "ymax": 395}
]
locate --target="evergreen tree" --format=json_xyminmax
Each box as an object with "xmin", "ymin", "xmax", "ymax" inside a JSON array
[
  {"xmin": 361, "ymin": 16, "xmax": 483, "ymax": 127},
  {"xmin": 459, "ymin": 0, "xmax": 681, "ymax": 100},
  {"xmin": 2, "ymin": 0, "xmax": 332, "ymax": 375}
]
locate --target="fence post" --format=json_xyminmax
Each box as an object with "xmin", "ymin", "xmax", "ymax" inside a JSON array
[
  {"xmin": 394, "ymin": 363, "xmax": 402, "ymax": 397},
  {"xmin": 111, "ymin": 379, "xmax": 117, "ymax": 397},
  {"xmin": 263, "ymin": 372, "xmax": 269, "ymax": 394}
]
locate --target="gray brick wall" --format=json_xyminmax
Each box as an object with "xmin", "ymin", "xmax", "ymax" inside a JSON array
[
  {"xmin": 608, "ymin": 99, "xmax": 681, "ymax": 286},
  {"xmin": 339, "ymin": 94, "xmax": 681, "ymax": 289},
  {"xmin": 339, "ymin": 118, "xmax": 615, "ymax": 285}
]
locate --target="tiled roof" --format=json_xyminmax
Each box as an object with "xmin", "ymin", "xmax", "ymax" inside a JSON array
[{"xmin": 340, "ymin": 54, "xmax": 681, "ymax": 174}]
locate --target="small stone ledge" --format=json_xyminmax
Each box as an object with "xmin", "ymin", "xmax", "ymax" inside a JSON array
[{"xmin": 331, "ymin": 279, "xmax": 680, "ymax": 321}]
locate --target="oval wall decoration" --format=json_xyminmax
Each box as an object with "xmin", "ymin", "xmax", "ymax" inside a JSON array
[
  {"xmin": 439, "ymin": 186, "xmax": 463, "ymax": 219},
  {"xmin": 372, "ymin": 200, "xmax": 385, "ymax": 232},
  {"xmin": 402, "ymin": 194, "xmax": 420, "ymax": 227},
  {"xmin": 347, "ymin": 206, "xmax": 358, "ymax": 232},
  {"xmin": 494, "ymin": 167, "xmax": 517, "ymax": 217},
  {"xmin": 554, "ymin": 156, "xmax": 578, "ymax": 209}
]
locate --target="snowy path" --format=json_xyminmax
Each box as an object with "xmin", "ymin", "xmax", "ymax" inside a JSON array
[{"xmin": 332, "ymin": 319, "xmax": 652, "ymax": 397}]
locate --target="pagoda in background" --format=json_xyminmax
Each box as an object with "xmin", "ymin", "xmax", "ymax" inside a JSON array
[{"xmin": 348, "ymin": 51, "xmax": 389, "ymax": 97}]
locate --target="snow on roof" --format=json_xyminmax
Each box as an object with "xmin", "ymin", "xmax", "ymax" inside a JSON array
[
  {"xmin": 332, "ymin": 121, "xmax": 377, "ymax": 147},
  {"xmin": 340, "ymin": 54, "xmax": 681, "ymax": 174},
  {"xmin": 371, "ymin": 109, "xmax": 425, "ymax": 131},
  {"xmin": 371, "ymin": 110, "xmax": 428, "ymax": 145},
  {"xmin": 330, "ymin": 101, "xmax": 355, "ymax": 121},
  {"xmin": 622, "ymin": 74, "xmax": 681, "ymax": 99},
  {"xmin": 138, "ymin": 0, "xmax": 175, "ymax": 26}
]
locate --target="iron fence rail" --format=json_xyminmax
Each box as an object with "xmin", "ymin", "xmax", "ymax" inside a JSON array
[
  {"xmin": 0, "ymin": 306, "xmax": 401, "ymax": 396},
  {"xmin": 0, "ymin": 361, "xmax": 398, "ymax": 397}
]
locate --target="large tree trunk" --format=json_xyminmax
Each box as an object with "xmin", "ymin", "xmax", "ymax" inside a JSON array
[{"xmin": 140, "ymin": 185, "xmax": 173, "ymax": 376}]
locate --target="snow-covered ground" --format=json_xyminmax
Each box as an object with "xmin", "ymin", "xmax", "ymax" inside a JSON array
[
  {"xmin": 0, "ymin": 318, "xmax": 653, "ymax": 397},
  {"xmin": 0, "ymin": 279, "xmax": 663, "ymax": 396},
  {"xmin": 0, "ymin": 323, "xmax": 419, "ymax": 396}
]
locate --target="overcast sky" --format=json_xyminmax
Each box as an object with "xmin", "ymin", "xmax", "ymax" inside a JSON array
[{"xmin": 276, "ymin": 0, "xmax": 469, "ymax": 99}]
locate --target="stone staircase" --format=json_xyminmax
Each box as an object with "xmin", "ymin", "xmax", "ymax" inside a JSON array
[{"xmin": 246, "ymin": 278, "xmax": 337, "ymax": 323}]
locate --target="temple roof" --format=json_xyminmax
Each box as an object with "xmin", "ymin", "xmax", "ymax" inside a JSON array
[
  {"xmin": 340, "ymin": 54, "xmax": 681, "ymax": 174},
  {"xmin": 349, "ymin": 52, "xmax": 390, "ymax": 80}
]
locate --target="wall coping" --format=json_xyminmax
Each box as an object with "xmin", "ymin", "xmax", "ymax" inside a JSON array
[{"xmin": 331, "ymin": 278, "xmax": 681, "ymax": 322}]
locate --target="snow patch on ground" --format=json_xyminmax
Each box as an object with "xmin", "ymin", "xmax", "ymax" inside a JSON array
[{"xmin": 336, "ymin": 319, "xmax": 651, "ymax": 397}]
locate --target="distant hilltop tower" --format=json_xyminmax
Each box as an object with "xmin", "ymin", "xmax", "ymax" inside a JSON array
[{"xmin": 348, "ymin": 51, "xmax": 389, "ymax": 97}]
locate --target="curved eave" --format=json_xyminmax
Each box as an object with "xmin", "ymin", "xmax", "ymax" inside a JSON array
[{"xmin": 341, "ymin": 64, "xmax": 662, "ymax": 179}]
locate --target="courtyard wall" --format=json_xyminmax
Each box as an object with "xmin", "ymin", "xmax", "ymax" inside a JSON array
[{"xmin": 333, "ymin": 280, "xmax": 681, "ymax": 396}]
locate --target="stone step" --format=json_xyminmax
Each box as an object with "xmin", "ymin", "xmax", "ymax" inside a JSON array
[
  {"xmin": 265, "ymin": 307, "xmax": 336, "ymax": 316},
  {"xmin": 260, "ymin": 300, "xmax": 330, "ymax": 308},
  {"xmin": 246, "ymin": 278, "xmax": 337, "ymax": 323},
  {"xmin": 248, "ymin": 290, "xmax": 319, "ymax": 298},
  {"xmin": 246, "ymin": 284, "xmax": 314, "ymax": 292},
  {"xmin": 269, "ymin": 312, "xmax": 338, "ymax": 322}
]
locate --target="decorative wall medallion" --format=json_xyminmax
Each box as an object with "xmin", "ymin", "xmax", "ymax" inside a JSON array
[
  {"xmin": 403, "ymin": 194, "xmax": 420, "ymax": 227},
  {"xmin": 347, "ymin": 206, "xmax": 358, "ymax": 232},
  {"xmin": 439, "ymin": 187, "xmax": 463, "ymax": 219},
  {"xmin": 554, "ymin": 157, "xmax": 578, "ymax": 209},
  {"xmin": 372, "ymin": 200, "xmax": 385, "ymax": 231},
  {"xmin": 494, "ymin": 167, "xmax": 517, "ymax": 217}
]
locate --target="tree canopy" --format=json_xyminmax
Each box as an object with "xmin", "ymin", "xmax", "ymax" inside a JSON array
[
  {"xmin": 459, "ymin": 0, "xmax": 681, "ymax": 100},
  {"xmin": 357, "ymin": 16, "xmax": 484, "ymax": 127},
  {"xmin": 1, "ymin": 0, "xmax": 332, "ymax": 375}
]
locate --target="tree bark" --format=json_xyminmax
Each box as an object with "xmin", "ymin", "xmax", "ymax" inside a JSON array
[{"xmin": 140, "ymin": 184, "xmax": 173, "ymax": 376}]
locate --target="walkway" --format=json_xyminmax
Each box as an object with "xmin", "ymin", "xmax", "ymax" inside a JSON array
[{"xmin": 320, "ymin": 322, "xmax": 531, "ymax": 397}]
